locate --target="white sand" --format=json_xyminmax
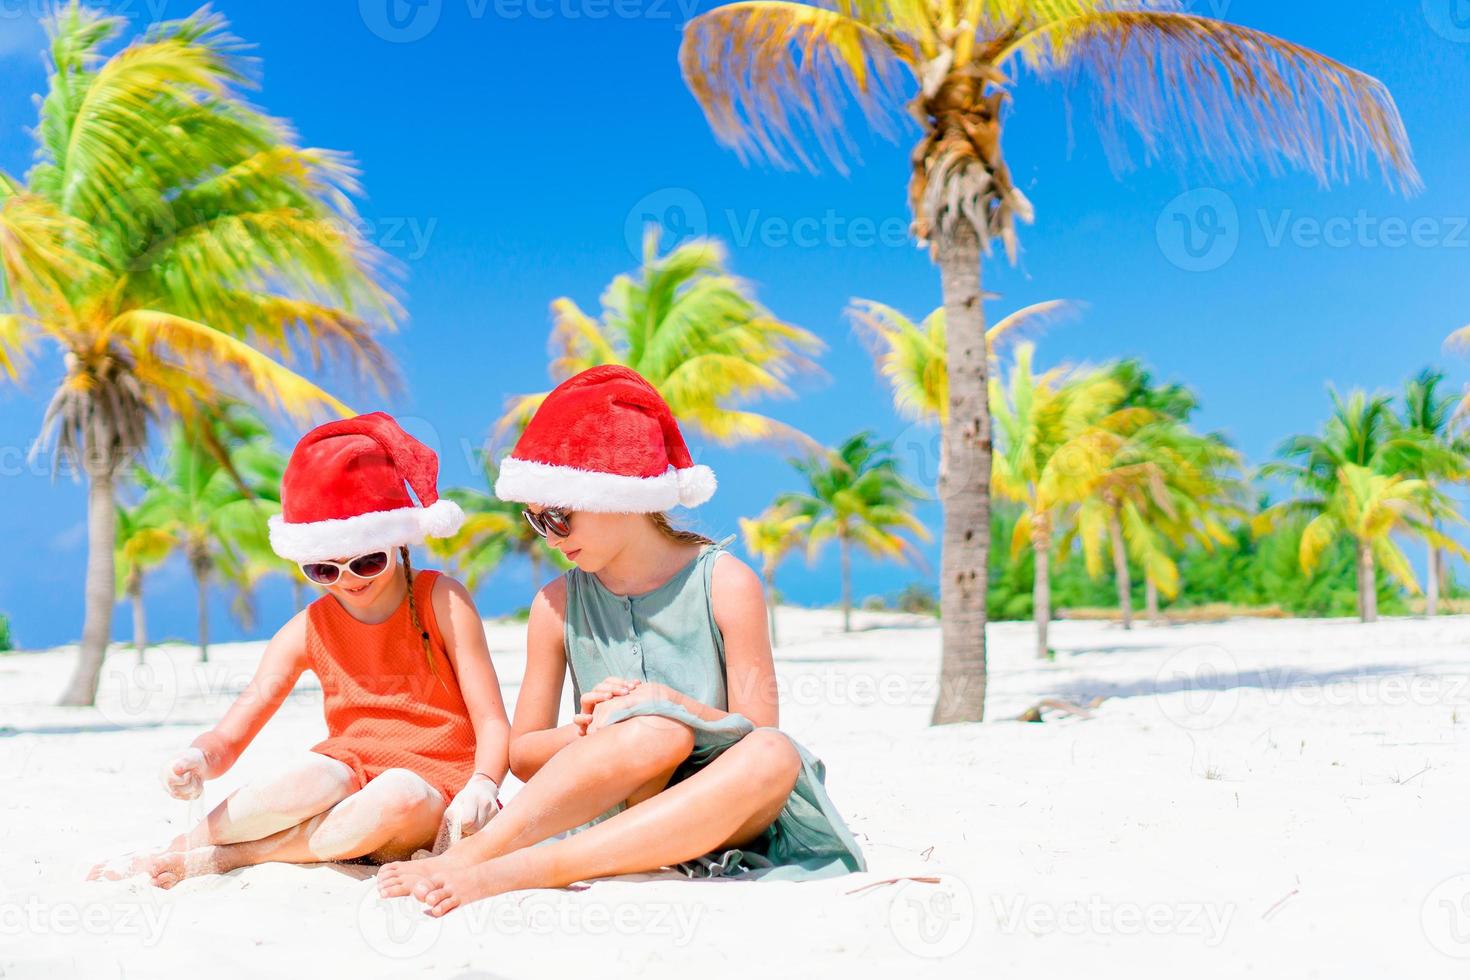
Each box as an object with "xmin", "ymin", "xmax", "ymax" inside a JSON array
[{"xmin": 1, "ymin": 608, "xmax": 1466, "ymax": 978}]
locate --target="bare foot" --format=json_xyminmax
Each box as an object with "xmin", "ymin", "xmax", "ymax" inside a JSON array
[
  {"xmin": 145, "ymin": 844, "xmax": 234, "ymax": 889},
  {"xmin": 87, "ymin": 849, "xmax": 162, "ymax": 882},
  {"xmin": 414, "ymin": 852, "xmax": 540, "ymax": 917},
  {"xmin": 377, "ymin": 852, "xmax": 454, "ymax": 897}
]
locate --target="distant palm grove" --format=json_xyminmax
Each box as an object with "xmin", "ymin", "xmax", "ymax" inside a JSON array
[{"xmin": 0, "ymin": 4, "xmax": 1443, "ymax": 728}]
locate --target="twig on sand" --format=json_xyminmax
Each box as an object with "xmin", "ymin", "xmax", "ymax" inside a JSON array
[
  {"xmin": 1016, "ymin": 696, "xmax": 1104, "ymax": 722},
  {"xmin": 845, "ymin": 876, "xmax": 942, "ymax": 896},
  {"xmin": 1394, "ymin": 765, "xmax": 1431, "ymax": 785},
  {"xmin": 1262, "ymin": 885, "xmax": 1300, "ymax": 920}
]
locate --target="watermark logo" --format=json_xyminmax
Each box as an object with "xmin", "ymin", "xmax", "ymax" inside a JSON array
[
  {"xmin": 1154, "ymin": 644, "xmax": 1242, "ymax": 731},
  {"xmin": 1156, "ymin": 188, "xmax": 1239, "ymax": 272},
  {"xmin": 625, "ymin": 187, "xmax": 708, "ymax": 258},
  {"xmin": 356, "ymin": 880, "xmax": 443, "ymax": 958},
  {"xmin": 993, "ymin": 895, "xmax": 1234, "ymax": 946},
  {"xmin": 888, "ymin": 875, "xmax": 975, "ymax": 959},
  {"xmin": 96, "ymin": 654, "xmax": 180, "ymax": 727},
  {"xmin": 1424, "ymin": 0, "xmax": 1470, "ymax": 42},
  {"xmin": 0, "ymin": 879, "xmax": 174, "ymax": 947},
  {"xmin": 1423, "ymin": 873, "xmax": 1470, "ymax": 958},
  {"xmin": 360, "ymin": 0, "xmax": 444, "ymax": 42}
]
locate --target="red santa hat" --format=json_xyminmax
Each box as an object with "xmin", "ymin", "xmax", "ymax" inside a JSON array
[
  {"xmin": 494, "ymin": 365, "xmax": 716, "ymax": 512},
  {"xmin": 268, "ymin": 412, "xmax": 465, "ymax": 563}
]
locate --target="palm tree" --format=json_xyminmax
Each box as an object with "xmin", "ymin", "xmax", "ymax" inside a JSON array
[
  {"xmin": 133, "ymin": 407, "xmax": 282, "ymax": 662},
  {"xmin": 1256, "ymin": 390, "xmax": 1465, "ymax": 622},
  {"xmin": 114, "ymin": 500, "xmax": 172, "ymax": 660},
  {"xmin": 991, "ymin": 344, "xmax": 1142, "ymax": 658},
  {"xmin": 1398, "ymin": 369, "xmax": 1470, "ymax": 615},
  {"xmin": 777, "ymin": 432, "xmax": 929, "ymax": 632},
  {"xmin": 428, "ymin": 451, "xmax": 569, "ymax": 596},
  {"xmin": 681, "ymin": 0, "xmax": 1418, "ymax": 723},
  {"xmin": 850, "ymin": 297, "xmax": 1078, "ymax": 424},
  {"xmin": 1069, "ymin": 362, "xmax": 1246, "ymax": 628},
  {"xmin": 493, "ymin": 229, "xmax": 823, "ymax": 449},
  {"xmin": 738, "ymin": 503, "xmax": 812, "ymax": 645},
  {"xmin": 0, "ymin": 5, "xmax": 398, "ymax": 704}
]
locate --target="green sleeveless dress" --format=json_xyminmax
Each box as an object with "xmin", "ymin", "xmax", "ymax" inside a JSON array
[{"xmin": 562, "ymin": 533, "xmax": 867, "ymax": 880}]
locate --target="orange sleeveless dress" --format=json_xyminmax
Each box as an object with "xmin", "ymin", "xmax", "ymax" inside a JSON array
[{"xmin": 304, "ymin": 568, "xmax": 476, "ymax": 804}]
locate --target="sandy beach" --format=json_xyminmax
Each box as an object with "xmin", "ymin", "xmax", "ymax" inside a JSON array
[{"xmin": 1, "ymin": 607, "xmax": 1465, "ymax": 979}]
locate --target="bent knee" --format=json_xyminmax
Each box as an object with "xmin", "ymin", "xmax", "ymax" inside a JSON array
[
  {"xmin": 269, "ymin": 753, "xmax": 358, "ymax": 806},
  {"xmin": 741, "ymin": 730, "xmax": 801, "ymax": 792},
  {"xmin": 606, "ymin": 714, "xmax": 695, "ymax": 769},
  {"xmin": 369, "ymin": 769, "xmax": 443, "ymax": 823}
]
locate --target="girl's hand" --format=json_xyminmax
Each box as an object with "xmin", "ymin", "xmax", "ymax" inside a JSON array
[
  {"xmin": 159, "ymin": 747, "xmax": 207, "ymax": 800},
  {"xmin": 587, "ymin": 682, "xmax": 675, "ymax": 735},
  {"xmin": 441, "ymin": 773, "xmax": 500, "ymax": 840},
  {"xmin": 574, "ymin": 677, "xmax": 643, "ymax": 735}
]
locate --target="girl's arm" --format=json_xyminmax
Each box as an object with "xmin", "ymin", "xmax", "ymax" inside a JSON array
[
  {"xmin": 507, "ymin": 577, "xmax": 585, "ymax": 781},
  {"xmin": 587, "ymin": 553, "xmax": 779, "ymax": 730},
  {"xmin": 431, "ymin": 574, "xmax": 510, "ymax": 784},
  {"xmin": 709, "ymin": 554, "xmax": 780, "ymax": 728},
  {"xmin": 184, "ymin": 610, "xmax": 310, "ymax": 782}
]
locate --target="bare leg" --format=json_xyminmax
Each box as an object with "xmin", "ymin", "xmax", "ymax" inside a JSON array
[
  {"xmin": 89, "ymin": 753, "xmax": 359, "ymax": 881},
  {"xmin": 147, "ymin": 768, "xmax": 444, "ymax": 889},
  {"xmin": 377, "ymin": 716, "xmax": 692, "ymax": 897},
  {"xmin": 415, "ymin": 730, "xmax": 801, "ymax": 916}
]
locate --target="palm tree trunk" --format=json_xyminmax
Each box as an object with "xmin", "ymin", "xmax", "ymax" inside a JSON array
[
  {"xmin": 763, "ymin": 568, "xmax": 778, "ymax": 647},
  {"xmin": 1033, "ymin": 517, "xmax": 1051, "ymax": 660},
  {"xmin": 130, "ymin": 578, "xmax": 147, "ymax": 662},
  {"xmin": 840, "ymin": 534, "xmax": 852, "ymax": 632},
  {"xmin": 1438, "ymin": 542, "xmax": 1451, "ymax": 599},
  {"xmin": 196, "ymin": 568, "xmax": 210, "ymax": 663},
  {"xmin": 1145, "ymin": 577, "xmax": 1160, "ymax": 624},
  {"xmin": 932, "ymin": 220, "xmax": 989, "ymax": 724},
  {"xmin": 1108, "ymin": 508, "xmax": 1133, "ymax": 630},
  {"xmin": 1357, "ymin": 542, "xmax": 1377, "ymax": 623},
  {"xmin": 58, "ymin": 467, "xmax": 119, "ymax": 706},
  {"xmin": 1426, "ymin": 541, "xmax": 1439, "ymax": 617}
]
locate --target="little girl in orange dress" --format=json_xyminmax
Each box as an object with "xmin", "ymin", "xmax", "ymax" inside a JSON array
[{"xmin": 89, "ymin": 413, "xmax": 511, "ymax": 888}]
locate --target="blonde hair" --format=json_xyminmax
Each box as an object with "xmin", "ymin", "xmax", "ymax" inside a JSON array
[{"xmin": 647, "ymin": 511, "xmax": 715, "ymax": 547}]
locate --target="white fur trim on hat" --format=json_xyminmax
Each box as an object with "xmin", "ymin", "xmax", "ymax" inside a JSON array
[
  {"xmin": 268, "ymin": 498, "xmax": 466, "ymax": 563},
  {"xmin": 494, "ymin": 457, "xmax": 716, "ymax": 512}
]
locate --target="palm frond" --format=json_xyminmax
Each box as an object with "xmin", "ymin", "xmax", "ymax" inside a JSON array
[
  {"xmin": 680, "ymin": 0, "xmax": 917, "ymax": 172},
  {"xmin": 1000, "ymin": 11, "xmax": 1418, "ymax": 191}
]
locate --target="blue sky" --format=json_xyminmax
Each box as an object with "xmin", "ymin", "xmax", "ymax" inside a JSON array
[{"xmin": 2, "ymin": 1, "xmax": 1468, "ymax": 649}]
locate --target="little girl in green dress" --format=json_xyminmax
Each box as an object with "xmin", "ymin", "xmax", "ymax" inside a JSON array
[{"xmin": 377, "ymin": 364, "xmax": 865, "ymax": 916}]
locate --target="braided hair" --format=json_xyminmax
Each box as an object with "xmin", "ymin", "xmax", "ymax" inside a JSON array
[
  {"xmin": 648, "ymin": 511, "xmax": 714, "ymax": 547},
  {"xmin": 400, "ymin": 545, "xmax": 448, "ymax": 692}
]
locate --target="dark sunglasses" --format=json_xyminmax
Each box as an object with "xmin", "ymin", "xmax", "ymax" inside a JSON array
[
  {"xmin": 299, "ymin": 551, "xmax": 391, "ymax": 586},
  {"xmin": 522, "ymin": 507, "xmax": 572, "ymax": 538}
]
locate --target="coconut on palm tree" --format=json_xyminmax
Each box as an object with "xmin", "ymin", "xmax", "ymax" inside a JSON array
[
  {"xmin": 777, "ymin": 432, "xmax": 930, "ymax": 632},
  {"xmin": 0, "ymin": 5, "xmax": 399, "ymax": 703},
  {"xmin": 1256, "ymin": 390, "xmax": 1467, "ymax": 622},
  {"xmin": 493, "ymin": 229, "xmax": 823, "ymax": 450},
  {"xmin": 738, "ymin": 503, "xmax": 812, "ymax": 644},
  {"xmin": 681, "ymin": 0, "xmax": 1418, "ymax": 722}
]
